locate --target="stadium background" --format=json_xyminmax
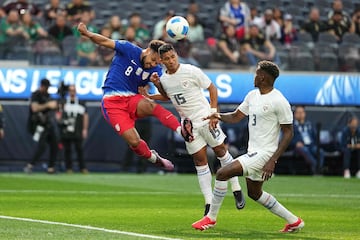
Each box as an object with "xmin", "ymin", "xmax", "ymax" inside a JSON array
[{"xmin": 0, "ymin": 0, "xmax": 360, "ymax": 175}]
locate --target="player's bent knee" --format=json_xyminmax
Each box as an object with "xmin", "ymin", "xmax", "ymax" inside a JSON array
[{"xmin": 216, "ymin": 167, "xmax": 229, "ymax": 181}]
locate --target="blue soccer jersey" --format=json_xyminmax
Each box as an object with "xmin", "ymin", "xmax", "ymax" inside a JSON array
[{"xmin": 102, "ymin": 40, "xmax": 162, "ymax": 96}]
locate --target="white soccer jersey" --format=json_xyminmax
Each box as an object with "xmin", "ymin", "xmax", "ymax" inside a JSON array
[
  {"xmin": 238, "ymin": 88, "xmax": 293, "ymax": 154},
  {"xmin": 160, "ymin": 64, "xmax": 212, "ymax": 127}
]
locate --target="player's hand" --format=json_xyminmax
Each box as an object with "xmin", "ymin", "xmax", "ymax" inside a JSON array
[
  {"xmin": 138, "ymin": 86, "xmax": 150, "ymax": 97},
  {"xmin": 77, "ymin": 22, "xmax": 88, "ymax": 36},
  {"xmin": 262, "ymin": 159, "xmax": 276, "ymax": 181},
  {"xmin": 150, "ymin": 72, "xmax": 160, "ymax": 84},
  {"xmin": 203, "ymin": 113, "xmax": 220, "ymax": 130}
]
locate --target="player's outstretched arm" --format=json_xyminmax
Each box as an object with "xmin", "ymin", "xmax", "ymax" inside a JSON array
[
  {"xmin": 138, "ymin": 87, "xmax": 169, "ymax": 101},
  {"xmin": 77, "ymin": 22, "xmax": 115, "ymax": 49}
]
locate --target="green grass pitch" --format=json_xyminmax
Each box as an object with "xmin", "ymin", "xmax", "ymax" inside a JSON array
[{"xmin": 0, "ymin": 173, "xmax": 359, "ymax": 240}]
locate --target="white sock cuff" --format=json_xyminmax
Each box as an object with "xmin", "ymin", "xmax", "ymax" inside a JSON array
[
  {"xmin": 195, "ymin": 164, "xmax": 210, "ymax": 175},
  {"xmin": 257, "ymin": 191, "xmax": 277, "ymax": 209},
  {"xmin": 214, "ymin": 180, "xmax": 228, "ymax": 196},
  {"xmin": 217, "ymin": 151, "xmax": 233, "ymax": 166}
]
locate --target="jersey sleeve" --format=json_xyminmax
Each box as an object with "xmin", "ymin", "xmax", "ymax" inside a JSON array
[
  {"xmin": 192, "ymin": 65, "xmax": 211, "ymax": 89},
  {"xmin": 276, "ymin": 97, "xmax": 293, "ymax": 124},
  {"xmin": 237, "ymin": 91, "xmax": 251, "ymax": 116},
  {"xmin": 114, "ymin": 40, "xmax": 136, "ymax": 55}
]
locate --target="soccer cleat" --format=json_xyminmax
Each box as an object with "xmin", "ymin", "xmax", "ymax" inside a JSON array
[
  {"xmin": 233, "ymin": 190, "xmax": 246, "ymax": 210},
  {"xmin": 280, "ymin": 218, "xmax": 305, "ymax": 233},
  {"xmin": 356, "ymin": 170, "xmax": 360, "ymax": 179},
  {"xmin": 47, "ymin": 167, "xmax": 56, "ymax": 174},
  {"xmin": 344, "ymin": 169, "xmax": 351, "ymax": 179},
  {"xmin": 23, "ymin": 164, "xmax": 33, "ymax": 174},
  {"xmin": 192, "ymin": 216, "xmax": 216, "ymax": 231},
  {"xmin": 181, "ymin": 118, "xmax": 194, "ymax": 142},
  {"xmin": 151, "ymin": 150, "xmax": 175, "ymax": 171},
  {"xmin": 204, "ymin": 204, "xmax": 210, "ymax": 216}
]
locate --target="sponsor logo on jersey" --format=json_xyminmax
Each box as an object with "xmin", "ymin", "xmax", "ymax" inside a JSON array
[{"xmin": 142, "ymin": 71, "xmax": 150, "ymax": 80}]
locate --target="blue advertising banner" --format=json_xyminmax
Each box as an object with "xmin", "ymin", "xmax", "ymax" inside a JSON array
[{"xmin": 0, "ymin": 67, "xmax": 359, "ymax": 106}]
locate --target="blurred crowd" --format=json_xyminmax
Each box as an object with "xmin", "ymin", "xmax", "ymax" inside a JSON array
[{"xmin": 0, "ymin": 0, "xmax": 359, "ymax": 71}]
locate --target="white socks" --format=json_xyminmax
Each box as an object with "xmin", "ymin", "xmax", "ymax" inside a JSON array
[
  {"xmin": 207, "ymin": 180, "xmax": 227, "ymax": 220},
  {"xmin": 257, "ymin": 191, "xmax": 298, "ymax": 223},
  {"xmin": 218, "ymin": 151, "xmax": 241, "ymax": 192},
  {"xmin": 195, "ymin": 164, "xmax": 213, "ymax": 204}
]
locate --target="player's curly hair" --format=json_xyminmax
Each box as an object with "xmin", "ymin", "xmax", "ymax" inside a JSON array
[
  {"xmin": 258, "ymin": 60, "xmax": 280, "ymax": 80},
  {"xmin": 148, "ymin": 40, "xmax": 166, "ymax": 53}
]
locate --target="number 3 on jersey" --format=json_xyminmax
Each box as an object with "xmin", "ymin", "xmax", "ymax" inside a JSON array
[{"xmin": 251, "ymin": 114, "xmax": 256, "ymax": 126}]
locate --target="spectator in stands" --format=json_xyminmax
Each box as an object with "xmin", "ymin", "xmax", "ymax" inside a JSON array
[
  {"xmin": 219, "ymin": 0, "xmax": 251, "ymax": 40},
  {"xmin": 292, "ymin": 106, "xmax": 324, "ymax": 175},
  {"xmin": 249, "ymin": 6, "xmax": 260, "ymax": 24},
  {"xmin": 174, "ymin": 37, "xmax": 200, "ymax": 67},
  {"xmin": 66, "ymin": 0, "xmax": 94, "ymax": 26},
  {"xmin": 301, "ymin": 7, "xmax": 328, "ymax": 42},
  {"xmin": 0, "ymin": 9, "xmax": 29, "ymax": 44},
  {"xmin": 217, "ymin": 24, "xmax": 241, "ymax": 64},
  {"xmin": 327, "ymin": 0, "xmax": 352, "ymax": 28},
  {"xmin": 127, "ymin": 12, "xmax": 150, "ymax": 47},
  {"xmin": 241, "ymin": 23, "xmax": 280, "ymax": 68},
  {"xmin": 105, "ymin": 15, "xmax": 125, "ymax": 40},
  {"xmin": 280, "ymin": 14, "xmax": 298, "ymax": 48},
  {"xmin": 253, "ymin": 8, "xmax": 281, "ymax": 42},
  {"xmin": 47, "ymin": 13, "xmax": 74, "ymax": 43},
  {"xmin": 21, "ymin": 11, "xmax": 48, "ymax": 42},
  {"xmin": 0, "ymin": 0, "xmax": 42, "ymax": 18},
  {"xmin": 153, "ymin": 9, "xmax": 175, "ymax": 40},
  {"xmin": 186, "ymin": 12, "xmax": 204, "ymax": 43},
  {"xmin": 76, "ymin": 34, "xmax": 98, "ymax": 66},
  {"xmin": 24, "ymin": 78, "xmax": 59, "ymax": 174},
  {"xmin": 187, "ymin": 0, "xmax": 205, "ymax": 28},
  {"xmin": 43, "ymin": 0, "xmax": 66, "ymax": 27},
  {"xmin": 97, "ymin": 26, "xmax": 114, "ymax": 66},
  {"xmin": 57, "ymin": 84, "xmax": 89, "ymax": 174},
  {"xmin": 0, "ymin": 103, "xmax": 4, "ymax": 140},
  {"xmin": 72, "ymin": 10, "xmax": 97, "ymax": 38},
  {"xmin": 273, "ymin": 7, "xmax": 284, "ymax": 28},
  {"xmin": 341, "ymin": 116, "xmax": 360, "ymax": 179},
  {"xmin": 350, "ymin": 8, "xmax": 360, "ymax": 36},
  {"xmin": 124, "ymin": 26, "xmax": 142, "ymax": 47},
  {"xmin": 327, "ymin": 10, "xmax": 351, "ymax": 43}
]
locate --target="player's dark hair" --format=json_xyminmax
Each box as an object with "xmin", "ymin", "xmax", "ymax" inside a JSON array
[
  {"xmin": 148, "ymin": 40, "xmax": 166, "ymax": 53},
  {"xmin": 258, "ymin": 60, "xmax": 280, "ymax": 80},
  {"xmin": 158, "ymin": 43, "xmax": 175, "ymax": 56}
]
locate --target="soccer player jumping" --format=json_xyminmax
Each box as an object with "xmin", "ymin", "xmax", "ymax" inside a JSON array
[{"xmin": 77, "ymin": 22, "xmax": 183, "ymax": 171}]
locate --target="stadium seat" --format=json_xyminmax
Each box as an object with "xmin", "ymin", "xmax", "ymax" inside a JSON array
[
  {"xmin": 288, "ymin": 45, "xmax": 315, "ymax": 71},
  {"xmin": 5, "ymin": 45, "xmax": 34, "ymax": 62},
  {"xmin": 318, "ymin": 32, "xmax": 338, "ymax": 44},
  {"xmin": 61, "ymin": 36, "xmax": 78, "ymax": 66},
  {"xmin": 36, "ymin": 51, "xmax": 64, "ymax": 66},
  {"xmin": 342, "ymin": 33, "xmax": 360, "ymax": 46},
  {"xmin": 297, "ymin": 32, "xmax": 315, "ymax": 49},
  {"xmin": 338, "ymin": 44, "xmax": 360, "ymax": 72}
]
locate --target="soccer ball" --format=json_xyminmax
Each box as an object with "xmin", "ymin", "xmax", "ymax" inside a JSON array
[{"xmin": 166, "ymin": 16, "xmax": 189, "ymax": 40}]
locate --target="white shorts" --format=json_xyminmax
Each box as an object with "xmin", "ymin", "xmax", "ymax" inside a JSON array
[
  {"xmin": 237, "ymin": 150, "xmax": 272, "ymax": 181},
  {"xmin": 185, "ymin": 124, "xmax": 226, "ymax": 155}
]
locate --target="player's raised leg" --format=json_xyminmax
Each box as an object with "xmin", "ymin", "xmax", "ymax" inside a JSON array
[
  {"xmin": 137, "ymin": 98, "xmax": 182, "ymax": 135},
  {"xmin": 214, "ymin": 145, "xmax": 245, "ymax": 210}
]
